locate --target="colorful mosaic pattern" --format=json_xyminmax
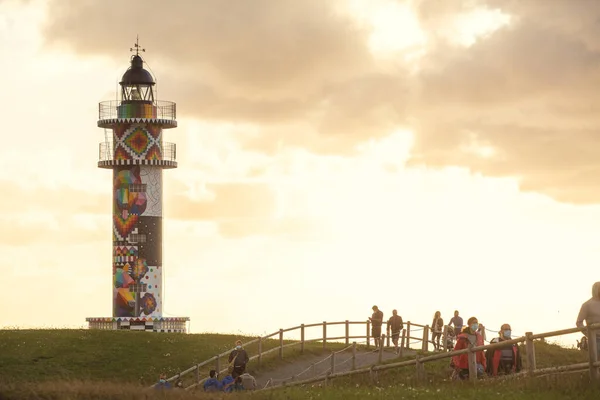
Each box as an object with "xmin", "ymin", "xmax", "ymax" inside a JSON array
[
  {"xmin": 114, "ymin": 246, "xmax": 138, "ymax": 263},
  {"xmin": 117, "ymin": 103, "xmax": 157, "ymax": 119},
  {"xmin": 112, "ymin": 123, "xmax": 163, "ymax": 161},
  {"xmin": 112, "ymin": 164, "xmax": 163, "ymax": 318}
]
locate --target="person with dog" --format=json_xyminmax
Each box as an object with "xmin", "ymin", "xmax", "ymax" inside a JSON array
[
  {"xmin": 387, "ymin": 309, "xmax": 404, "ymax": 353},
  {"xmin": 485, "ymin": 323, "xmax": 522, "ymax": 376},
  {"xmin": 451, "ymin": 316, "xmax": 486, "ymax": 380},
  {"xmin": 576, "ymin": 281, "xmax": 600, "ymax": 356}
]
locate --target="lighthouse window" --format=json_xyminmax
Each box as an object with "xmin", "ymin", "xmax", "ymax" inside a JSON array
[
  {"xmin": 129, "ymin": 234, "xmax": 147, "ymax": 243},
  {"xmin": 129, "ymin": 183, "xmax": 147, "ymax": 193}
]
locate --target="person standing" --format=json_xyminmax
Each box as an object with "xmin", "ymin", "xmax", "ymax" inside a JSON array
[
  {"xmin": 576, "ymin": 281, "xmax": 600, "ymax": 356},
  {"xmin": 369, "ymin": 305, "xmax": 384, "ymax": 349},
  {"xmin": 431, "ymin": 311, "xmax": 443, "ymax": 351},
  {"xmin": 449, "ymin": 310, "xmax": 464, "ymax": 334},
  {"xmin": 228, "ymin": 340, "xmax": 250, "ymax": 378},
  {"xmin": 387, "ymin": 309, "xmax": 404, "ymax": 353}
]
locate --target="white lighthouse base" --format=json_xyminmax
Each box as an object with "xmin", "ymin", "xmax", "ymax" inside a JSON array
[{"xmin": 86, "ymin": 316, "xmax": 189, "ymax": 333}]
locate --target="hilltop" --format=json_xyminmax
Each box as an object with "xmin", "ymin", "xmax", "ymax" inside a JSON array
[{"xmin": 0, "ymin": 329, "xmax": 598, "ymax": 399}]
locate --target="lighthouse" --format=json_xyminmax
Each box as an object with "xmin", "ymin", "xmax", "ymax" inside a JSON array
[{"xmin": 86, "ymin": 40, "xmax": 189, "ymax": 332}]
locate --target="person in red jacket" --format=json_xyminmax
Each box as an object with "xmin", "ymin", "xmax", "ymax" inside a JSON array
[
  {"xmin": 451, "ymin": 316, "xmax": 486, "ymax": 380},
  {"xmin": 485, "ymin": 323, "xmax": 522, "ymax": 376}
]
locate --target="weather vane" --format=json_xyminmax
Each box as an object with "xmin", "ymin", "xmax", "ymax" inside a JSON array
[{"xmin": 130, "ymin": 35, "xmax": 145, "ymax": 56}]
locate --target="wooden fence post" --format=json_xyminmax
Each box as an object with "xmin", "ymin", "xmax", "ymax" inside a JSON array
[
  {"xmin": 467, "ymin": 344, "xmax": 477, "ymax": 382},
  {"xmin": 406, "ymin": 321, "xmax": 411, "ymax": 349},
  {"xmin": 258, "ymin": 338, "xmax": 263, "ymax": 368},
  {"xmin": 215, "ymin": 355, "xmax": 220, "ymax": 376},
  {"xmin": 352, "ymin": 341, "xmax": 357, "ymax": 370},
  {"xmin": 525, "ymin": 332, "xmax": 536, "ymax": 375},
  {"xmin": 422, "ymin": 325, "xmax": 429, "ymax": 352},
  {"xmin": 345, "ymin": 320, "xmax": 350, "ymax": 345},
  {"xmin": 300, "ymin": 324, "xmax": 305, "ymax": 354},
  {"xmin": 366, "ymin": 320, "xmax": 371, "ymax": 349},
  {"xmin": 279, "ymin": 329, "xmax": 284, "ymax": 360},
  {"xmin": 331, "ymin": 351, "xmax": 336, "ymax": 374},
  {"xmin": 322, "ymin": 321, "xmax": 327, "ymax": 350},
  {"xmin": 399, "ymin": 329, "xmax": 406, "ymax": 358},
  {"xmin": 378, "ymin": 335, "xmax": 385, "ymax": 364},
  {"xmin": 415, "ymin": 356, "xmax": 425, "ymax": 381},
  {"xmin": 195, "ymin": 364, "xmax": 200, "ymax": 384},
  {"xmin": 587, "ymin": 326, "xmax": 599, "ymax": 381},
  {"xmin": 386, "ymin": 328, "xmax": 391, "ymax": 348},
  {"xmin": 442, "ymin": 325, "xmax": 449, "ymax": 352}
]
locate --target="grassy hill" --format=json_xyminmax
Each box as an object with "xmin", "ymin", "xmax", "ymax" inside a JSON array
[
  {"xmin": 0, "ymin": 329, "xmax": 337, "ymax": 385},
  {"xmin": 0, "ymin": 330, "xmax": 599, "ymax": 399}
]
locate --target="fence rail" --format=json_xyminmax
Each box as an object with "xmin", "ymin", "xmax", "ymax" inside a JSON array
[
  {"xmin": 154, "ymin": 319, "xmax": 600, "ymax": 391},
  {"xmin": 98, "ymin": 100, "xmax": 176, "ymax": 120},
  {"xmin": 98, "ymin": 141, "xmax": 176, "ymax": 162}
]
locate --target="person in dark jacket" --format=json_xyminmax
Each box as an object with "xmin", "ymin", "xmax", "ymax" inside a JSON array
[
  {"xmin": 228, "ymin": 340, "xmax": 249, "ymax": 378},
  {"xmin": 485, "ymin": 323, "xmax": 522, "ymax": 376},
  {"xmin": 369, "ymin": 305, "xmax": 384, "ymax": 349},
  {"xmin": 387, "ymin": 309, "xmax": 404, "ymax": 353}
]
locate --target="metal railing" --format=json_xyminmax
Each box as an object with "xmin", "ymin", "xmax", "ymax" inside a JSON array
[
  {"xmin": 98, "ymin": 100, "xmax": 176, "ymax": 120},
  {"xmin": 98, "ymin": 141, "xmax": 176, "ymax": 162}
]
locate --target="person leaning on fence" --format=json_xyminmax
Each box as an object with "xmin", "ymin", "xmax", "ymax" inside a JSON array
[
  {"xmin": 228, "ymin": 340, "xmax": 250, "ymax": 378},
  {"xmin": 576, "ymin": 281, "xmax": 600, "ymax": 356},
  {"xmin": 203, "ymin": 370, "xmax": 222, "ymax": 392},
  {"xmin": 451, "ymin": 316, "xmax": 486, "ymax": 380},
  {"xmin": 431, "ymin": 311, "xmax": 444, "ymax": 351},
  {"xmin": 485, "ymin": 323, "xmax": 522, "ymax": 376},
  {"xmin": 369, "ymin": 305, "xmax": 384, "ymax": 349},
  {"xmin": 387, "ymin": 309, "xmax": 404, "ymax": 353}
]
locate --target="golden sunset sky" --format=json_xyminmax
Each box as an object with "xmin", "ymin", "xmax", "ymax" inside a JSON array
[{"xmin": 1, "ymin": 0, "xmax": 599, "ymax": 345}]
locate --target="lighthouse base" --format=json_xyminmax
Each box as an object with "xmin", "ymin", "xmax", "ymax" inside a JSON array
[{"xmin": 86, "ymin": 316, "xmax": 189, "ymax": 333}]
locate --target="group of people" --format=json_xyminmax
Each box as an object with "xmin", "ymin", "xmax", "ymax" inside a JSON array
[
  {"xmin": 156, "ymin": 340, "xmax": 257, "ymax": 392},
  {"xmin": 369, "ymin": 306, "xmax": 522, "ymax": 380},
  {"xmin": 450, "ymin": 316, "xmax": 522, "ymax": 380}
]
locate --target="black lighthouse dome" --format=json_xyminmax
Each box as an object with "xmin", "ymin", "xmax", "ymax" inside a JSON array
[{"xmin": 120, "ymin": 55, "xmax": 155, "ymax": 86}]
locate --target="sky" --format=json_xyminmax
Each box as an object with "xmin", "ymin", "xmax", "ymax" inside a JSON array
[{"xmin": 1, "ymin": 0, "xmax": 599, "ymax": 347}]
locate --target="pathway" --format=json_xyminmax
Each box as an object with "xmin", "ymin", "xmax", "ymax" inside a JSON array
[{"xmin": 254, "ymin": 347, "xmax": 417, "ymax": 388}]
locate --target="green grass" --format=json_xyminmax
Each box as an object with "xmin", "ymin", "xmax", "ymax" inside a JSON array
[
  {"xmin": 0, "ymin": 330, "xmax": 598, "ymax": 399},
  {"xmin": 0, "ymin": 329, "xmax": 344, "ymax": 386}
]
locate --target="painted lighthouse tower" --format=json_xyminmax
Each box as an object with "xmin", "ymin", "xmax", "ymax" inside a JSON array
[{"xmin": 86, "ymin": 41, "xmax": 189, "ymax": 332}]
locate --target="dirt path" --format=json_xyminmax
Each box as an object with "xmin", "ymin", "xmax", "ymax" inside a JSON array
[{"xmin": 254, "ymin": 347, "xmax": 417, "ymax": 388}]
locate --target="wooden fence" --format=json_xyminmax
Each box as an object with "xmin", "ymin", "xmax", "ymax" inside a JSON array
[
  {"xmin": 159, "ymin": 319, "xmax": 430, "ymax": 390},
  {"xmin": 156, "ymin": 320, "xmax": 598, "ymax": 390},
  {"xmin": 259, "ymin": 322, "xmax": 600, "ymax": 391}
]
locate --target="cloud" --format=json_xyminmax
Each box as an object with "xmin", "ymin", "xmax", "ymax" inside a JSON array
[
  {"xmin": 406, "ymin": 0, "xmax": 600, "ymax": 203},
  {"xmin": 40, "ymin": 0, "xmax": 600, "ymax": 204}
]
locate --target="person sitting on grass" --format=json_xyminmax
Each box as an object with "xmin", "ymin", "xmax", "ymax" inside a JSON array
[
  {"xmin": 240, "ymin": 372, "xmax": 258, "ymax": 390},
  {"xmin": 155, "ymin": 373, "xmax": 172, "ymax": 389},
  {"xmin": 203, "ymin": 369, "xmax": 222, "ymax": 392},
  {"xmin": 221, "ymin": 370, "xmax": 236, "ymax": 393},
  {"xmin": 485, "ymin": 323, "xmax": 522, "ymax": 376},
  {"xmin": 232, "ymin": 376, "xmax": 245, "ymax": 391}
]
